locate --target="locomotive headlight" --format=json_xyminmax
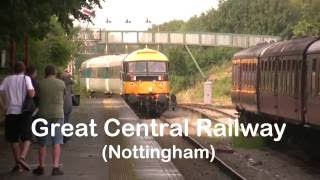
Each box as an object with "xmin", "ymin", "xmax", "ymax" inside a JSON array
[{"xmin": 129, "ymin": 75, "xmax": 136, "ymax": 81}]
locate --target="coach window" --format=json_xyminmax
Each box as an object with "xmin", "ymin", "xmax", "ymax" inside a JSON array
[
  {"xmin": 246, "ymin": 62, "xmax": 250, "ymax": 88},
  {"xmin": 271, "ymin": 60, "xmax": 276, "ymax": 92},
  {"xmin": 252, "ymin": 62, "xmax": 255, "ymax": 87},
  {"xmin": 260, "ymin": 61, "xmax": 264, "ymax": 89},
  {"xmin": 247, "ymin": 62, "xmax": 250, "ymax": 88},
  {"xmin": 267, "ymin": 59, "xmax": 271, "ymax": 91},
  {"xmin": 253, "ymin": 62, "xmax": 256, "ymax": 87},
  {"xmin": 91, "ymin": 68, "xmax": 97, "ymax": 78},
  {"xmin": 245, "ymin": 62, "xmax": 249, "ymax": 88},
  {"xmin": 243, "ymin": 63, "xmax": 246, "ymax": 88},
  {"xmin": 269, "ymin": 60, "xmax": 273, "ymax": 91},
  {"xmin": 317, "ymin": 59, "xmax": 320, "ymax": 96},
  {"xmin": 249, "ymin": 62, "xmax": 252, "ymax": 88},
  {"xmin": 296, "ymin": 61, "xmax": 303, "ymax": 98},
  {"xmin": 282, "ymin": 60, "xmax": 286, "ymax": 94},
  {"xmin": 291, "ymin": 61, "xmax": 296, "ymax": 96},
  {"xmin": 264, "ymin": 61, "xmax": 267, "ymax": 90},
  {"xmin": 287, "ymin": 60, "xmax": 291, "ymax": 95},
  {"xmin": 283, "ymin": 60, "xmax": 287, "ymax": 94},
  {"xmin": 311, "ymin": 59, "xmax": 317, "ymax": 96},
  {"xmin": 286, "ymin": 60, "xmax": 291, "ymax": 95},
  {"xmin": 281, "ymin": 60, "xmax": 284, "ymax": 94},
  {"xmin": 264, "ymin": 61, "xmax": 268, "ymax": 90},
  {"xmin": 261, "ymin": 61, "xmax": 265, "ymax": 90},
  {"xmin": 287, "ymin": 60, "xmax": 292, "ymax": 96},
  {"xmin": 277, "ymin": 61, "xmax": 280, "ymax": 94}
]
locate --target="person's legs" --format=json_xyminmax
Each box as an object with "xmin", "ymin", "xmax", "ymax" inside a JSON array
[
  {"xmin": 51, "ymin": 119, "xmax": 64, "ymax": 176},
  {"xmin": 32, "ymin": 145, "xmax": 46, "ymax": 175},
  {"xmin": 52, "ymin": 144, "xmax": 61, "ymax": 168},
  {"xmin": 5, "ymin": 115, "xmax": 22, "ymax": 172},
  {"xmin": 38, "ymin": 145, "xmax": 46, "ymax": 167},
  {"xmin": 33, "ymin": 120, "xmax": 49, "ymax": 175},
  {"xmin": 16, "ymin": 113, "xmax": 33, "ymax": 170},
  {"xmin": 20, "ymin": 141, "xmax": 31, "ymax": 159},
  {"xmin": 11, "ymin": 143, "xmax": 21, "ymax": 163}
]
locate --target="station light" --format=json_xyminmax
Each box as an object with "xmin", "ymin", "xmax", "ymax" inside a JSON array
[{"xmin": 125, "ymin": 19, "xmax": 131, "ymax": 23}]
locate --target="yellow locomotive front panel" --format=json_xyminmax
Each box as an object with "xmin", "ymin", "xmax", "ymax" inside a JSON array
[
  {"xmin": 123, "ymin": 81, "xmax": 169, "ymax": 95},
  {"xmin": 122, "ymin": 48, "xmax": 170, "ymax": 116}
]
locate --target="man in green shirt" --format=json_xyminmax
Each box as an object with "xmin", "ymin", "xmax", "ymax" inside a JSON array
[{"xmin": 33, "ymin": 65, "xmax": 65, "ymax": 176}]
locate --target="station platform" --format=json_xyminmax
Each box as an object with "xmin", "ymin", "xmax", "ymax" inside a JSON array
[{"xmin": 0, "ymin": 97, "xmax": 183, "ymax": 180}]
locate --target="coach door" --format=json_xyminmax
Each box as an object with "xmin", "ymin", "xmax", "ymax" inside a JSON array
[
  {"xmin": 259, "ymin": 57, "xmax": 278, "ymax": 116},
  {"xmin": 277, "ymin": 57, "xmax": 300, "ymax": 122},
  {"xmin": 305, "ymin": 56, "xmax": 320, "ymax": 126}
]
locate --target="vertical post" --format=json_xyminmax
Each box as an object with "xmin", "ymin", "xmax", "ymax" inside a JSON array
[
  {"xmin": 121, "ymin": 32, "xmax": 124, "ymax": 44},
  {"xmin": 105, "ymin": 31, "xmax": 109, "ymax": 54},
  {"xmin": 157, "ymin": 26, "xmax": 160, "ymax": 50},
  {"xmin": 204, "ymin": 81, "xmax": 213, "ymax": 105},
  {"xmin": 24, "ymin": 34, "xmax": 29, "ymax": 67},
  {"xmin": 137, "ymin": 32, "xmax": 140, "ymax": 44}
]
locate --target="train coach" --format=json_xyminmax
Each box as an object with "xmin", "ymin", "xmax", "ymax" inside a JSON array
[
  {"xmin": 232, "ymin": 37, "xmax": 320, "ymax": 128},
  {"xmin": 80, "ymin": 48, "xmax": 170, "ymax": 115}
]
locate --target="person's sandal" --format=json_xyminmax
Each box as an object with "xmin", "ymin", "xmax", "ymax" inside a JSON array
[
  {"xmin": 52, "ymin": 167, "xmax": 64, "ymax": 176},
  {"xmin": 18, "ymin": 158, "xmax": 31, "ymax": 171},
  {"xmin": 11, "ymin": 165, "xmax": 23, "ymax": 173},
  {"xmin": 33, "ymin": 166, "xmax": 45, "ymax": 175}
]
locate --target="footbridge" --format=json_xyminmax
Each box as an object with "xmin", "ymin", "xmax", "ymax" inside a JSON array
[{"xmin": 76, "ymin": 28, "xmax": 281, "ymax": 54}]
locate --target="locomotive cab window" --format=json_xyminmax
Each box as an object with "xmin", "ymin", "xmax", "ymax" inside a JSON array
[
  {"xmin": 128, "ymin": 62, "xmax": 147, "ymax": 73},
  {"xmin": 148, "ymin": 62, "xmax": 167, "ymax": 73}
]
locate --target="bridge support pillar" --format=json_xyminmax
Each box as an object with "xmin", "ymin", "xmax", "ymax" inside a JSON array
[{"xmin": 204, "ymin": 81, "xmax": 212, "ymax": 105}]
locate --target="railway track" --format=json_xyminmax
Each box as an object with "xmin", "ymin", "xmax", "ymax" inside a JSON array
[
  {"xmin": 159, "ymin": 117, "xmax": 247, "ymax": 180},
  {"xmin": 178, "ymin": 103, "xmax": 237, "ymax": 119}
]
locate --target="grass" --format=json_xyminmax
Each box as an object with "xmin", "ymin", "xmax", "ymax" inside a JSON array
[
  {"xmin": 176, "ymin": 61, "xmax": 232, "ymax": 105},
  {"xmin": 232, "ymin": 135, "xmax": 266, "ymax": 149}
]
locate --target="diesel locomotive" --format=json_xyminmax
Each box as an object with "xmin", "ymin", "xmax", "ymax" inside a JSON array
[{"xmin": 80, "ymin": 48, "xmax": 170, "ymax": 115}]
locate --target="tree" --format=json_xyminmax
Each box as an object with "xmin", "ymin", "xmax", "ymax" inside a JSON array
[
  {"xmin": 0, "ymin": 0, "xmax": 103, "ymax": 48},
  {"xmin": 29, "ymin": 17, "xmax": 80, "ymax": 71},
  {"xmin": 293, "ymin": 0, "xmax": 320, "ymax": 37}
]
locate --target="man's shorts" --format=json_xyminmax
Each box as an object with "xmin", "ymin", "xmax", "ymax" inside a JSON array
[
  {"xmin": 36, "ymin": 118, "xmax": 64, "ymax": 146},
  {"xmin": 5, "ymin": 112, "xmax": 33, "ymax": 143}
]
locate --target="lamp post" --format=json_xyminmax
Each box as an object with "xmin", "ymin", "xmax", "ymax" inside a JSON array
[
  {"xmin": 105, "ymin": 18, "xmax": 111, "ymax": 54},
  {"xmin": 124, "ymin": 19, "xmax": 132, "ymax": 53},
  {"xmin": 145, "ymin": 18, "xmax": 152, "ymax": 48}
]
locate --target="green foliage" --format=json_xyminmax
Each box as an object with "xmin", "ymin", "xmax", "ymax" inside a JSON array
[
  {"xmin": 293, "ymin": 0, "xmax": 320, "ymax": 37},
  {"xmin": 151, "ymin": 0, "xmax": 320, "ymax": 39},
  {"xmin": 152, "ymin": 0, "xmax": 320, "ymax": 97},
  {"xmin": 213, "ymin": 77, "xmax": 232, "ymax": 99},
  {"xmin": 0, "ymin": 0, "xmax": 103, "ymax": 48},
  {"xmin": 162, "ymin": 46, "xmax": 238, "ymax": 93},
  {"xmin": 29, "ymin": 17, "xmax": 80, "ymax": 72}
]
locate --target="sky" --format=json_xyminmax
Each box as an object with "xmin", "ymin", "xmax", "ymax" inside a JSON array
[{"xmin": 75, "ymin": 0, "xmax": 219, "ymax": 30}]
